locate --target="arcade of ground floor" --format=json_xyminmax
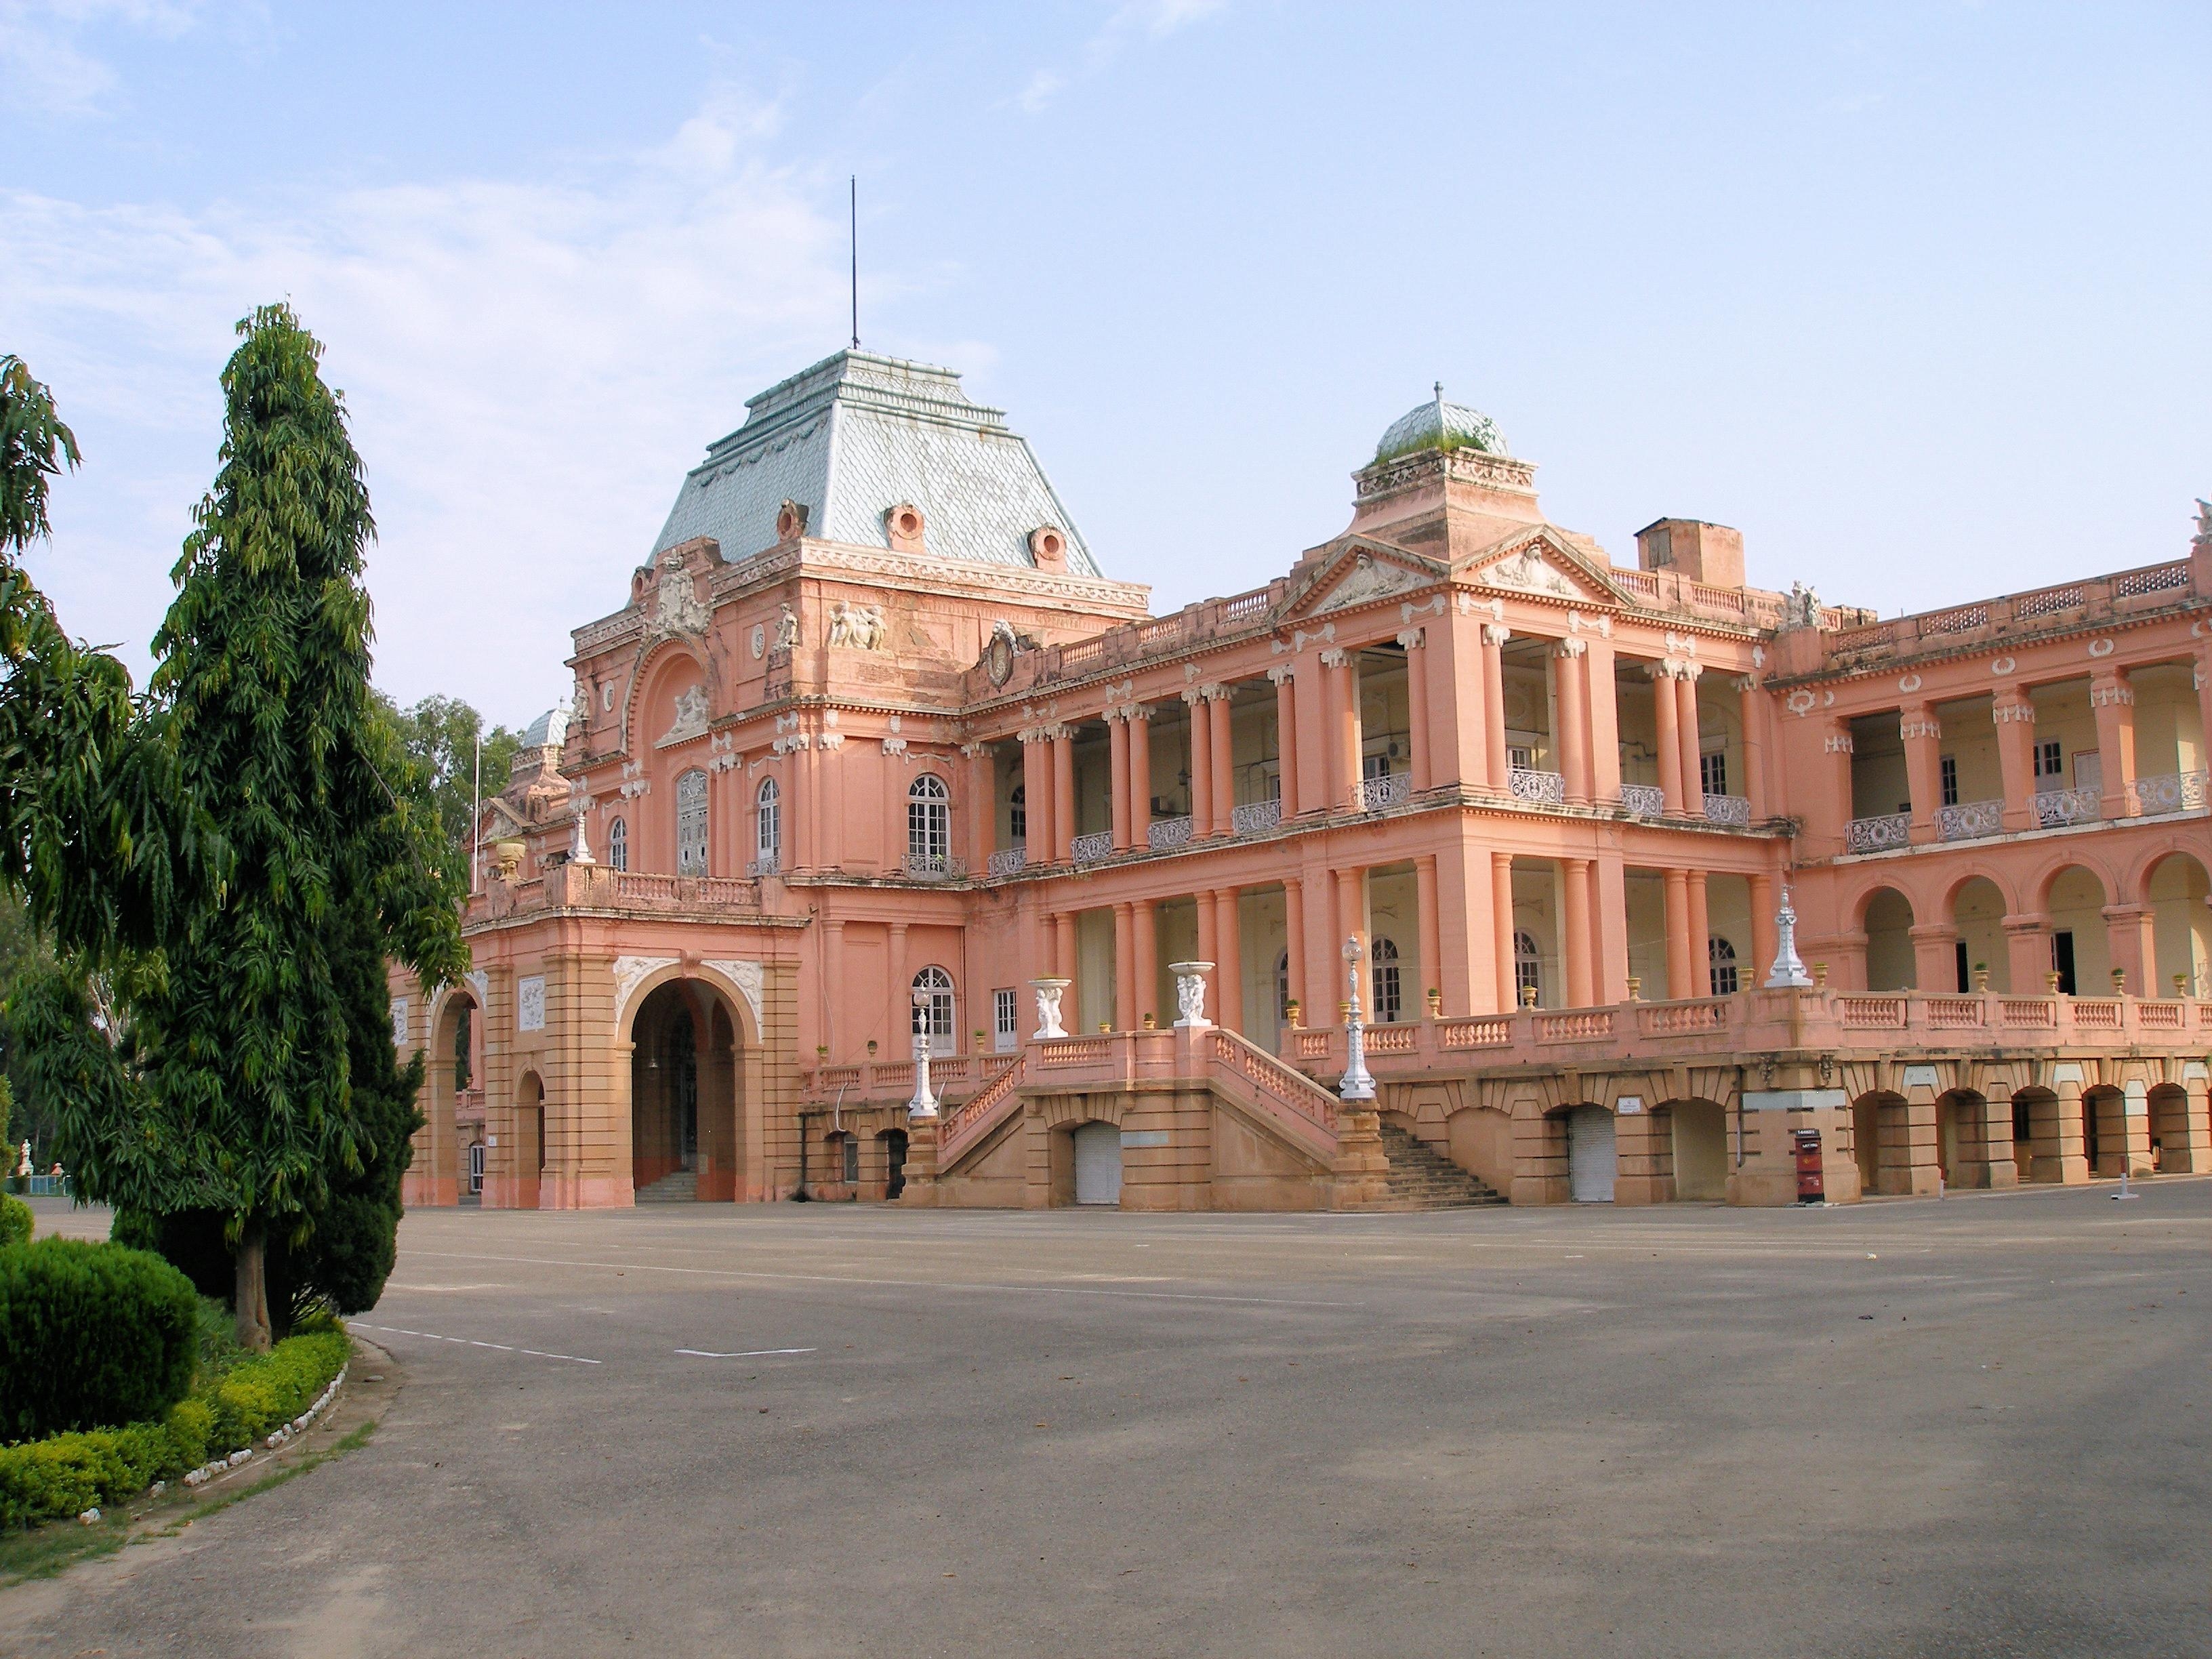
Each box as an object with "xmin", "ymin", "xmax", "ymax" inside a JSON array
[{"xmin": 5, "ymin": 1191, "xmax": 2207, "ymax": 1657}]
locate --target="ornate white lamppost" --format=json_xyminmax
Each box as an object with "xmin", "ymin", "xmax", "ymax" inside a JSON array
[
  {"xmin": 907, "ymin": 987, "xmax": 938, "ymax": 1120},
  {"xmin": 1169, "ymin": 961, "xmax": 1214, "ymax": 1029},
  {"xmin": 1029, "ymin": 977, "xmax": 1071, "ymax": 1041},
  {"xmin": 1764, "ymin": 884, "xmax": 1814, "ymax": 989},
  {"xmin": 1339, "ymin": 936, "xmax": 1376, "ymax": 1102}
]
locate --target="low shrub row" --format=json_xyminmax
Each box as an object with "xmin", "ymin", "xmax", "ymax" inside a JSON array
[
  {"xmin": 0, "ymin": 1194, "xmax": 29, "ymax": 1248},
  {"xmin": 0, "ymin": 1321, "xmax": 352, "ymax": 1532}
]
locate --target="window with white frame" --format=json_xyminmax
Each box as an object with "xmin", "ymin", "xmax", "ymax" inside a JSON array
[
  {"xmin": 909, "ymin": 774, "xmax": 951, "ymax": 868},
  {"xmin": 911, "ymin": 966, "xmax": 956, "ymax": 1057},
  {"xmin": 1370, "ymin": 936, "xmax": 1403, "ymax": 1023},
  {"xmin": 1939, "ymin": 754, "xmax": 1958, "ymax": 807},
  {"xmin": 608, "ymin": 816, "xmax": 628, "ymax": 872},
  {"xmin": 1008, "ymin": 784, "xmax": 1026, "ymax": 840},
  {"xmin": 755, "ymin": 777, "xmax": 781, "ymax": 869},
  {"xmin": 1708, "ymin": 936, "xmax": 1740, "ymax": 996},
  {"xmin": 676, "ymin": 770, "xmax": 709, "ymax": 875},
  {"xmin": 994, "ymin": 988, "xmax": 1019, "ymax": 1052},
  {"xmin": 2033, "ymin": 739, "xmax": 2064, "ymax": 781},
  {"xmin": 1513, "ymin": 929, "xmax": 1542, "ymax": 1006},
  {"xmin": 1700, "ymin": 749, "xmax": 1727, "ymax": 798}
]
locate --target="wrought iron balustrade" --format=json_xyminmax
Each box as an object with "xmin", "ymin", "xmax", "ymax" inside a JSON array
[
  {"xmin": 1620, "ymin": 783, "xmax": 1666, "ymax": 818},
  {"xmin": 1934, "ymin": 798, "xmax": 2005, "ymax": 842},
  {"xmin": 1071, "ymin": 830, "xmax": 1114, "ymax": 865},
  {"xmin": 2032, "ymin": 786, "xmax": 2100, "ymax": 828},
  {"xmin": 1147, "ymin": 815, "xmax": 1193, "ymax": 851},
  {"xmin": 1230, "ymin": 798, "xmax": 1282, "ymax": 836},
  {"xmin": 1509, "ymin": 767, "xmax": 1564, "ymax": 806},
  {"xmin": 1845, "ymin": 812, "xmax": 1911, "ymax": 853},
  {"xmin": 1702, "ymin": 794, "xmax": 1752, "ymax": 829},
  {"xmin": 744, "ymin": 852, "xmax": 781, "ymax": 878},
  {"xmin": 986, "ymin": 846, "xmax": 1027, "ymax": 877},
  {"xmin": 2131, "ymin": 770, "xmax": 2207, "ymax": 817},
  {"xmin": 1359, "ymin": 771, "xmax": 1411, "ymax": 812},
  {"xmin": 902, "ymin": 851, "xmax": 968, "ymax": 882}
]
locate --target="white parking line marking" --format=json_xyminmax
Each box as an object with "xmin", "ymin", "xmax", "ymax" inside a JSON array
[
  {"xmin": 674, "ymin": 1347, "xmax": 817, "ymax": 1359},
  {"xmin": 407, "ymin": 1251, "xmax": 1357, "ymax": 1309},
  {"xmin": 355, "ymin": 1323, "xmax": 602, "ymax": 1365}
]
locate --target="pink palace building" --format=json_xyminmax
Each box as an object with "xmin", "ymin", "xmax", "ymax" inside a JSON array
[{"xmin": 392, "ymin": 351, "xmax": 2212, "ymax": 1213}]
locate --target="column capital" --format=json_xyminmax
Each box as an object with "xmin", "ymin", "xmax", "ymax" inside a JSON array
[
  {"xmin": 1991, "ymin": 693, "xmax": 2036, "ymax": 724},
  {"xmin": 2088, "ymin": 677, "xmax": 2134, "ymax": 708},
  {"xmin": 1480, "ymin": 623, "xmax": 1511, "ymax": 648},
  {"xmin": 1554, "ymin": 638, "xmax": 1588, "ymax": 660},
  {"xmin": 1898, "ymin": 712, "xmax": 1942, "ymax": 741},
  {"xmin": 1395, "ymin": 628, "xmax": 1427, "ymax": 651},
  {"xmin": 1267, "ymin": 663, "xmax": 1296, "ymax": 686},
  {"xmin": 1318, "ymin": 648, "xmax": 1351, "ymax": 670}
]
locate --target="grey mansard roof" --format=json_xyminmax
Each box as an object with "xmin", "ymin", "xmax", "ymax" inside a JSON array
[{"xmin": 651, "ymin": 350, "xmax": 1101, "ymax": 576}]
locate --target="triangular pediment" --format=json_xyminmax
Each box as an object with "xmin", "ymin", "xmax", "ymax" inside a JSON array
[
  {"xmin": 1283, "ymin": 537, "xmax": 1446, "ymax": 621},
  {"xmin": 1458, "ymin": 527, "xmax": 1624, "ymax": 607}
]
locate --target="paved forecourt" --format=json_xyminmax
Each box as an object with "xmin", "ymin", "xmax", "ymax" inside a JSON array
[{"xmin": 4, "ymin": 1185, "xmax": 2209, "ymax": 1656}]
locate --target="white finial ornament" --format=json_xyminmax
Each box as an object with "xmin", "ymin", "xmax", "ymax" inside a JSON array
[
  {"xmin": 1765, "ymin": 885, "xmax": 1814, "ymax": 989},
  {"xmin": 907, "ymin": 988, "xmax": 938, "ymax": 1120}
]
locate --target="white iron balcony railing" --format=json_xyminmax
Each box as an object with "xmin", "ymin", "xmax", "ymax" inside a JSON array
[
  {"xmin": 2032, "ymin": 786, "xmax": 2101, "ymax": 828},
  {"xmin": 1359, "ymin": 771, "xmax": 1411, "ymax": 813},
  {"xmin": 744, "ymin": 851, "xmax": 781, "ymax": 878},
  {"xmin": 1620, "ymin": 783, "xmax": 1666, "ymax": 818},
  {"xmin": 1071, "ymin": 830, "xmax": 1114, "ymax": 865},
  {"xmin": 1935, "ymin": 798, "xmax": 2005, "ymax": 842},
  {"xmin": 2132, "ymin": 770, "xmax": 2208, "ymax": 817},
  {"xmin": 1231, "ymin": 798, "xmax": 1282, "ymax": 836},
  {"xmin": 1509, "ymin": 767, "xmax": 1564, "ymax": 807},
  {"xmin": 1702, "ymin": 793, "xmax": 1752, "ymax": 829},
  {"xmin": 1845, "ymin": 811, "xmax": 1911, "ymax": 853},
  {"xmin": 902, "ymin": 851, "xmax": 968, "ymax": 882},
  {"xmin": 986, "ymin": 846, "xmax": 1027, "ymax": 877},
  {"xmin": 1147, "ymin": 815, "xmax": 1193, "ymax": 851}
]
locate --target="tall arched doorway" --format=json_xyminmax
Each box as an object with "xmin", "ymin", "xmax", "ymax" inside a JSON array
[
  {"xmin": 630, "ymin": 979, "xmax": 746, "ymax": 1202},
  {"xmin": 409, "ymin": 984, "xmax": 482, "ymax": 1207}
]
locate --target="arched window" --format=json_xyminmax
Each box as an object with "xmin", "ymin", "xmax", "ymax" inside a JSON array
[
  {"xmin": 755, "ymin": 777, "xmax": 781, "ymax": 872},
  {"xmin": 1513, "ymin": 929, "xmax": 1542, "ymax": 1006},
  {"xmin": 1008, "ymin": 783, "xmax": 1026, "ymax": 839},
  {"xmin": 1708, "ymin": 935, "xmax": 1740, "ymax": 997},
  {"xmin": 676, "ymin": 770, "xmax": 709, "ymax": 876},
  {"xmin": 1371, "ymin": 937, "xmax": 1403, "ymax": 1023},
  {"xmin": 908, "ymin": 774, "xmax": 951, "ymax": 874},
  {"xmin": 911, "ymin": 965, "xmax": 955, "ymax": 1057},
  {"xmin": 608, "ymin": 816, "xmax": 628, "ymax": 872}
]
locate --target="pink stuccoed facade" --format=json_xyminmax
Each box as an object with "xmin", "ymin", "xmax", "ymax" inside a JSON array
[{"xmin": 391, "ymin": 354, "xmax": 2212, "ymax": 1212}]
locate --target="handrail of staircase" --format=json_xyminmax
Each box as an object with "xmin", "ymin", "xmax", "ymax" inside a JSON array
[
  {"xmin": 938, "ymin": 1054, "xmax": 1027, "ymax": 1168},
  {"xmin": 1204, "ymin": 1026, "xmax": 1338, "ymax": 1160}
]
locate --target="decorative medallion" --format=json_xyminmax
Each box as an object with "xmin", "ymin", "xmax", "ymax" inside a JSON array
[
  {"xmin": 1991, "ymin": 655, "xmax": 2015, "ymax": 676},
  {"xmin": 985, "ymin": 619, "xmax": 1017, "ymax": 687}
]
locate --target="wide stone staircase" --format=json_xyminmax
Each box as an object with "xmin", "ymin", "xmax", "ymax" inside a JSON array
[
  {"xmin": 1378, "ymin": 1123, "xmax": 1506, "ymax": 1210},
  {"xmin": 635, "ymin": 1169, "xmax": 698, "ymax": 1204}
]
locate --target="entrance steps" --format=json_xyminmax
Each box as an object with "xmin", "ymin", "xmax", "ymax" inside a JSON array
[
  {"xmin": 1376, "ymin": 1124, "xmax": 1505, "ymax": 1210},
  {"xmin": 636, "ymin": 1170, "xmax": 698, "ymax": 1204}
]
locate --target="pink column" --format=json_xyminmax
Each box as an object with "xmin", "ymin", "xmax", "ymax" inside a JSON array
[
  {"xmin": 1113, "ymin": 901, "xmax": 1136, "ymax": 1031},
  {"xmin": 1023, "ymin": 735, "xmax": 1050, "ymax": 867},
  {"xmin": 1054, "ymin": 912, "xmax": 1076, "ymax": 982},
  {"xmin": 1108, "ymin": 715, "xmax": 1132, "ymax": 853},
  {"xmin": 1749, "ymin": 872, "xmax": 1779, "ymax": 990},
  {"xmin": 1555, "ymin": 641, "xmax": 1590, "ymax": 804},
  {"xmin": 1663, "ymin": 867, "xmax": 1693, "ymax": 999},
  {"xmin": 1740, "ymin": 676, "xmax": 1770, "ymax": 820},
  {"xmin": 1481, "ymin": 626, "xmax": 1511, "ymax": 790},
  {"xmin": 968, "ymin": 744, "xmax": 995, "ymax": 872},
  {"xmin": 1675, "ymin": 669, "xmax": 1704, "ymax": 815},
  {"xmin": 1900, "ymin": 702, "xmax": 1944, "ymax": 842},
  {"xmin": 1562, "ymin": 857, "xmax": 1595, "ymax": 1007},
  {"xmin": 1652, "ymin": 665, "xmax": 1685, "ymax": 813},
  {"xmin": 1686, "ymin": 870, "xmax": 1711, "ymax": 998},
  {"xmin": 2104, "ymin": 903, "xmax": 2156, "ymax": 996},
  {"xmin": 1399, "ymin": 630, "xmax": 1432, "ymax": 793},
  {"xmin": 1593, "ymin": 852, "xmax": 1630, "ymax": 1004},
  {"xmin": 1282, "ymin": 876, "xmax": 1307, "ymax": 1018},
  {"xmin": 1051, "ymin": 726, "xmax": 1076, "ymax": 864},
  {"xmin": 1492, "ymin": 851, "xmax": 1517, "ymax": 1009},
  {"xmin": 1215, "ymin": 887, "xmax": 1244, "ymax": 1030},
  {"xmin": 1992, "ymin": 687, "xmax": 2038, "ymax": 832},
  {"xmin": 1128, "ymin": 710, "xmax": 1152, "ymax": 848},
  {"xmin": 1134, "ymin": 900, "xmax": 1160, "ymax": 1027},
  {"xmin": 1583, "ymin": 638, "xmax": 1620, "ymax": 806},
  {"xmin": 1186, "ymin": 690, "xmax": 1213, "ymax": 836},
  {"xmin": 1269, "ymin": 665, "xmax": 1299, "ymax": 817},
  {"xmin": 2090, "ymin": 670, "xmax": 2139, "ymax": 819},
  {"xmin": 1416, "ymin": 852, "xmax": 1442, "ymax": 1012},
  {"xmin": 1333, "ymin": 865, "xmax": 1366, "ymax": 998},
  {"xmin": 1209, "ymin": 688, "xmax": 1235, "ymax": 836},
  {"xmin": 2003, "ymin": 914, "xmax": 2051, "ymax": 996},
  {"xmin": 1324, "ymin": 649, "xmax": 1361, "ymax": 810}
]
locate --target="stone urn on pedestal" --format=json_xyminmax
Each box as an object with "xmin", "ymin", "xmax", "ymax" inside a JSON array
[{"xmin": 1330, "ymin": 937, "xmax": 1391, "ymax": 1210}]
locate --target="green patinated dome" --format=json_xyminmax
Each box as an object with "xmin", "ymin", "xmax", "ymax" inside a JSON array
[{"xmin": 1374, "ymin": 383, "xmax": 1508, "ymax": 464}]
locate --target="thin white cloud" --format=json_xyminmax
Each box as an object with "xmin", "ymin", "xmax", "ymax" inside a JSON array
[
  {"xmin": 0, "ymin": 0, "xmax": 199, "ymax": 117},
  {"xmin": 0, "ymin": 85, "xmax": 858, "ymax": 720},
  {"xmin": 1016, "ymin": 68, "xmax": 1065, "ymax": 113},
  {"xmin": 1014, "ymin": 0, "xmax": 1227, "ymax": 115}
]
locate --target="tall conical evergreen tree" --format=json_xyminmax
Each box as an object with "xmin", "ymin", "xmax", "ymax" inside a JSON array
[{"xmin": 20, "ymin": 305, "xmax": 463, "ymax": 1348}]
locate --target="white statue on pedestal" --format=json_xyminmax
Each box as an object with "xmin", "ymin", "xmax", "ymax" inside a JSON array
[
  {"xmin": 1168, "ymin": 961, "xmax": 1214, "ymax": 1029},
  {"xmin": 1030, "ymin": 978, "xmax": 1070, "ymax": 1041}
]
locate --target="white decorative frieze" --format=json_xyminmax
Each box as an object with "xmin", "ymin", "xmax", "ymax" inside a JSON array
[
  {"xmin": 1481, "ymin": 623, "xmax": 1511, "ymax": 648},
  {"xmin": 652, "ymin": 552, "xmax": 710, "ymax": 637},
  {"xmin": 612, "ymin": 956, "xmax": 680, "ymax": 1029},
  {"xmin": 517, "ymin": 976, "xmax": 546, "ymax": 1032},
  {"xmin": 466, "ymin": 970, "xmax": 489, "ymax": 1011},
  {"xmin": 389, "ymin": 997, "xmax": 409, "ymax": 1048},
  {"xmin": 1315, "ymin": 552, "xmax": 1426, "ymax": 615},
  {"xmin": 657, "ymin": 684, "xmax": 710, "ymax": 747},
  {"xmin": 827, "ymin": 601, "xmax": 887, "ymax": 651},
  {"xmin": 700, "ymin": 959, "xmax": 765, "ymax": 1033},
  {"xmin": 1483, "ymin": 545, "xmax": 1576, "ymax": 598}
]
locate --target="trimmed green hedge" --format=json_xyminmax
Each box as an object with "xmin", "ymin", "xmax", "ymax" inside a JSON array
[
  {"xmin": 0, "ymin": 1193, "xmax": 28, "ymax": 1248},
  {"xmin": 0, "ymin": 1322, "xmax": 350, "ymax": 1533},
  {"xmin": 0, "ymin": 1237, "xmax": 199, "ymax": 1441}
]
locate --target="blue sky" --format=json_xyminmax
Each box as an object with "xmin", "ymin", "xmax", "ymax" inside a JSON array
[{"xmin": 3, "ymin": 1, "xmax": 2207, "ymax": 723}]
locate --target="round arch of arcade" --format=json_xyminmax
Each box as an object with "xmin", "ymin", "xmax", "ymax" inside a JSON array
[
  {"xmin": 616, "ymin": 960, "xmax": 767, "ymax": 1205},
  {"xmin": 1841, "ymin": 843, "xmax": 2210, "ymax": 997}
]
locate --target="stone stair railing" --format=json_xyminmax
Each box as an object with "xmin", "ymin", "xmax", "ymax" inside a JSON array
[{"xmin": 935, "ymin": 1055, "xmax": 1027, "ymax": 1170}]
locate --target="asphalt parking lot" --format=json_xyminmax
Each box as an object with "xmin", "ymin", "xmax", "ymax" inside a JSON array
[{"xmin": 5, "ymin": 1182, "xmax": 2209, "ymax": 1658}]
